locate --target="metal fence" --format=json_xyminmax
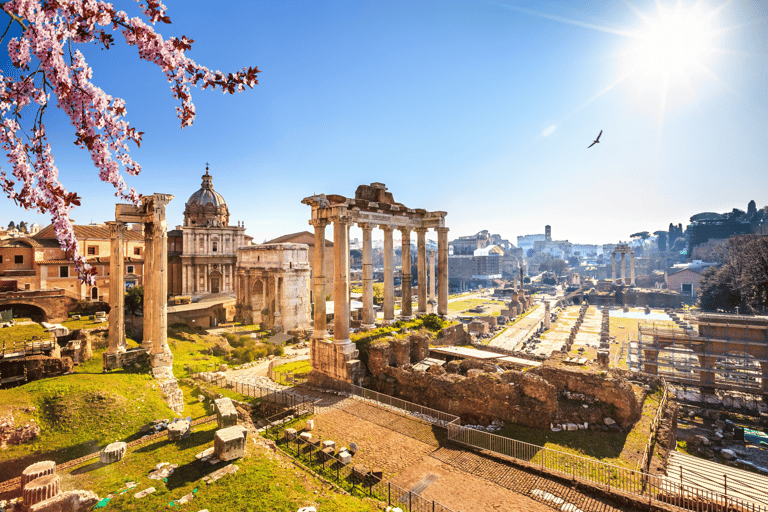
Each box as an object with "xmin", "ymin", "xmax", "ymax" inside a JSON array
[
  {"xmin": 638, "ymin": 379, "xmax": 670, "ymax": 473},
  {"xmin": 266, "ymin": 425, "xmax": 457, "ymax": 512}
]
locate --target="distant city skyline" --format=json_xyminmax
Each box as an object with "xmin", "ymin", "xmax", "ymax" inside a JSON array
[{"xmin": 1, "ymin": 0, "xmax": 765, "ymax": 248}]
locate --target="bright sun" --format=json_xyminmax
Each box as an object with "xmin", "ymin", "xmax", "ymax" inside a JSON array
[{"xmin": 621, "ymin": 1, "xmax": 721, "ymax": 106}]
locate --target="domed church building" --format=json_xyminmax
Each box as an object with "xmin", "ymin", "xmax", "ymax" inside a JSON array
[{"xmin": 168, "ymin": 166, "xmax": 248, "ymax": 298}]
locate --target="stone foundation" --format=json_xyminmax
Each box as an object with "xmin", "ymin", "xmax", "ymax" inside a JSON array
[
  {"xmin": 102, "ymin": 347, "xmax": 149, "ymax": 371},
  {"xmin": 309, "ymin": 338, "xmax": 364, "ymax": 384},
  {"xmin": 29, "ymin": 490, "xmax": 99, "ymax": 512},
  {"xmin": 438, "ymin": 324, "xmax": 471, "ymax": 346}
]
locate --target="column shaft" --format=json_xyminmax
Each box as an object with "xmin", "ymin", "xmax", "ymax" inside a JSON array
[
  {"xmin": 107, "ymin": 222, "xmax": 126, "ymax": 354},
  {"xmin": 429, "ymin": 250, "xmax": 436, "ymax": 301},
  {"xmin": 400, "ymin": 228, "xmax": 412, "ymax": 320},
  {"xmin": 630, "ymin": 254, "xmax": 636, "ymax": 286},
  {"xmin": 333, "ymin": 218, "xmax": 350, "ymax": 342},
  {"xmin": 416, "ymin": 228, "xmax": 427, "ymax": 315},
  {"xmin": 436, "ymin": 227, "xmax": 449, "ymax": 316},
  {"xmin": 611, "ymin": 253, "xmax": 616, "ymax": 282},
  {"xmin": 621, "ymin": 252, "xmax": 626, "ymax": 285},
  {"xmin": 382, "ymin": 226, "xmax": 395, "ymax": 324},
  {"xmin": 152, "ymin": 219, "xmax": 169, "ymax": 354},
  {"xmin": 311, "ymin": 221, "xmax": 328, "ymax": 338},
  {"xmin": 142, "ymin": 223, "xmax": 155, "ymax": 351},
  {"xmin": 361, "ymin": 224, "xmax": 375, "ymax": 328}
]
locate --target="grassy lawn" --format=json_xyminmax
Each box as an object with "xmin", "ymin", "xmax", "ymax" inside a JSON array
[
  {"xmin": 58, "ymin": 420, "xmax": 379, "ymax": 512},
  {"xmin": 495, "ymin": 386, "xmax": 663, "ymax": 471},
  {"xmin": 62, "ymin": 317, "xmax": 109, "ymax": 330},
  {"xmin": 447, "ymin": 298, "xmax": 506, "ymax": 315},
  {"xmin": 0, "ymin": 323, "xmax": 48, "ymax": 344},
  {"xmin": 271, "ymin": 360, "xmax": 312, "ymax": 375}
]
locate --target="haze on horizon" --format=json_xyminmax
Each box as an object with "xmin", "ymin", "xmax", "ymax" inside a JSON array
[{"xmin": 0, "ymin": 0, "xmax": 765, "ymax": 247}]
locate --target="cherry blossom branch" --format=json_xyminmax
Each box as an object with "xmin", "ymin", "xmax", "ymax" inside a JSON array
[{"xmin": 0, "ymin": 0, "xmax": 259, "ymax": 284}]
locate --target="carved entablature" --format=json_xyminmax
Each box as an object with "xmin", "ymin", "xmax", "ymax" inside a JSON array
[{"xmin": 303, "ymin": 183, "xmax": 446, "ymax": 230}]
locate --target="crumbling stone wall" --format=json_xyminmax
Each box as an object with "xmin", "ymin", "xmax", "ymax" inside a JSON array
[
  {"xmin": 438, "ymin": 323, "xmax": 471, "ymax": 346},
  {"xmin": 372, "ymin": 365, "xmax": 558, "ymax": 427},
  {"xmin": 25, "ymin": 355, "xmax": 73, "ymax": 381},
  {"xmin": 531, "ymin": 364, "xmax": 641, "ymax": 428}
]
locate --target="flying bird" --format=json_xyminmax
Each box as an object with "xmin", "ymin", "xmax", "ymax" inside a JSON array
[{"xmin": 588, "ymin": 130, "xmax": 602, "ymax": 148}]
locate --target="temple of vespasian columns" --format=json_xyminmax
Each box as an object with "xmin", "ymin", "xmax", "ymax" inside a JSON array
[
  {"xmin": 611, "ymin": 243, "xmax": 635, "ymax": 286},
  {"xmin": 302, "ymin": 183, "xmax": 448, "ymax": 384},
  {"xmin": 103, "ymin": 193, "xmax": 184, "ymax": 413}
]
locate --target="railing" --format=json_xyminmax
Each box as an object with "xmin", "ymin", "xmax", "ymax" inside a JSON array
[
  {"xmin": 0, "ymin": 335, "xmax": 56, "ymax": 358},
  {"xmin": 193, "ymin": 369, "xmax": 768, "ymax": 512},
  {"xmin": 267, "ymin": 356, "xmax": 310, "ymax": 386},
  {"xmin": 265, "ymin": 425, "xmax": 458, "ymax": 512},
  {"xmin": 638, "ymin": 379, "xmax": 670, "ymax": 473},
  {"xmin": 189, "ymin": 371, "xmax": 315, "ymax": 415}
]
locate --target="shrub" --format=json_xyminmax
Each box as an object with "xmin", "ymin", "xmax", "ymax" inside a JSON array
[
  {"xmin": 421, "ymin": 313, "xmax": 443, "ymax": 331},
  {"xmin": 274, "ymin": 345, "xmax": 284, "ymax": 357}
]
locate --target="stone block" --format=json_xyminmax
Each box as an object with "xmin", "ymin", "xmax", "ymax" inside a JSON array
[
  {"xmin": 319, "ymin": 447, "xmax": 335, "ymax": 461},
  {"xmin": 339, "ymin": 451, "xmax": 352, "ymax": 465},
  {"xmin": 29, "ymin": 489, "xmax": 99, "ymax": 512},
  {"xmin": 134, "ymin": 487, "xmax": 156, "ymax": 499},
  {"xmin": 305, "ymin": 419, "xmax": 314, "ymax": 431},
  {"xmin": 284, "ymin": 428, "xmax": 297, "ymax": 440},
  {"xmin": 100, "ymin": 441, "xmax": 127, "ymax": 463},
  {"xmin": 214, "ymin": 426, "xmax": 248, "ymax": 462},
  {"xmin": 22, "ymin": 461, "xmax": 56, "ymax": 490},
  {"xmin": 299, "ymin": 432, "xmax": 311, "ymax": 441},
  {"xmin": 214, "ymin": 398, "xmax": 238, "ymax": 429},
  {"xmin": 167, "ymin": 420, "xmax": 191, "ymax": 441},
  {"xmin": 321, "ymin": 440, "xmax": 336, "ymax": 451},
  {"xmin": 23, "ymin": 474, "xmax": 60, "ymax": 508},
  {"xmin": 349, "ymin": 441, "xmax": 359, "ymax": 454}
]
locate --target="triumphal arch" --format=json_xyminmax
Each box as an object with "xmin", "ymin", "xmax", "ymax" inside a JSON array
[{"xmin": 302, "ymin": 183, "xmax": 448, "ymax": 384}]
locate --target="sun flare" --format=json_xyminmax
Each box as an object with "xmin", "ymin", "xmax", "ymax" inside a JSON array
[{"xmin": 621, "ymin": 1, "xmax": 722, "ymax": 104}]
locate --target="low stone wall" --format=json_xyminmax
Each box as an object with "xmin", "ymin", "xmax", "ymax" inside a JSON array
[{"xmin": 438, "ymin": 323, "xmax": 471, "ymax": 346}]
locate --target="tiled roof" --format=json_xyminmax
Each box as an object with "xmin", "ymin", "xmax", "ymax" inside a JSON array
[
  {"xmin": 34, "ymin": 224, "xmax": 144, "ymax": 241},
  {"xmin": 265, "ymin": 231, "xmax": 333, "ymax": 247}
]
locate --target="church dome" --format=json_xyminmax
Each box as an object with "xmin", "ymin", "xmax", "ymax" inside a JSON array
[
  {"xmin": 184, "ymin": 167, "xmax": 230, "ymax": 227},
  {"xmin": 187, "ymin": 170, "xmax": 226, "ymax": 208}
]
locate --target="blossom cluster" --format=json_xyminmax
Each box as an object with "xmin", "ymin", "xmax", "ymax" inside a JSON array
[{"xmin": 0, "ymin": 0, "xmax": 259, "ymax": 283}]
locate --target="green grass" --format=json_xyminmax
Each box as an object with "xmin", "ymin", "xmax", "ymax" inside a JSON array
[
  {"xmin": 59, "ymin": 420, "xmax": 380, "ymax": 512},
  {"xmin": 62, "ymin": 318, "xmax": 109, "ymax": 330},
  {"xmin": 0, "ymin": 369, "xmax": 177, "ymax": 478},
  {"xmin": 272, "ymin": 360, "xmax": 312, "ymax": 375},
  {"xmin": 0, "ymin": 323, "xmax": 48, "ymax": 344}
]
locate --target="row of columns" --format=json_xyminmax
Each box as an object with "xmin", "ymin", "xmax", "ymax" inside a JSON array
[
  {"xmin": 311, "ymin": 218, "xmax": 448, "ymax": 345},
  {"xmin": 611, "ymin": 251, "xmax": 636, "ymax": 285},
  {"xmin": 107, "ymin": 196, "xmax": 172, "ymax": 360},
  {"xmin": 181, "ymin": 262, "xmax": 234, "ymax": 295}
]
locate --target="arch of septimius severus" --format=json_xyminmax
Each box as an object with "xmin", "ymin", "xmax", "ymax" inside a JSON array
[{"xmin": 302, "ymin": 183, "xmax": 448, "ymax": 384}]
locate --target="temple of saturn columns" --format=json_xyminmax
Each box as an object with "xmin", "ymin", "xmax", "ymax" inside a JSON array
[
  {"xmin": 611, "ymin": 243, "xmax": 635, "ymax": 286},
  {"xmin": 103, "ymin": 193, "xmax": 184, "ymax": 413},
  {"xmin": 302, "ymin": 183, "xmax": 448, "ymax": 384}
]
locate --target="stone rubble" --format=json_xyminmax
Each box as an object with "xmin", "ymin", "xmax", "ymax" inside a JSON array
[{"xmin": 133, "ymin": 487, "xmax": 156, "ymax": 499}]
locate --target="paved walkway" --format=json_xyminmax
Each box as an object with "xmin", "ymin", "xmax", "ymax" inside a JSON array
[
  {"xmin": 666, "ymin": 450, "xmax": 768, "ymax": 508},
  {"xmin": 489, "ymin": 303, "xmax": 543, "ymax": 351}
]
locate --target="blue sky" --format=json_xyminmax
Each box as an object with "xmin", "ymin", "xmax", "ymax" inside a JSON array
[{"xmin": 1, "ymin": 0, "xmax": 766, "ymax": 246}]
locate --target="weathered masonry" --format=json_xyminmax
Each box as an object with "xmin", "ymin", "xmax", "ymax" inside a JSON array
[
  {"xmin": 103, "ymin": 194, "xmax": 183, "ymax": 412},
  {"xmin": 302, "ymin": 183, "xmax": 448, "ymax": 384},
  {"xmin": 611, "ymin": 243, "xmax": 636, "ymax": 286}
]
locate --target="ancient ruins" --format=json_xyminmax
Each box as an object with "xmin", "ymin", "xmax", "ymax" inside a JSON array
[
  {"xmin": 302, "ymin": 183, "xmax": 448, "ymax": 384},
  {"xmin": 611, "ymin": 243, "xmax": 636, "ymax": 285},
  {"xmin": 235, "ymin": 243, "xmax": 312, "ymax": 332},
  {"xmin": 103, "ymin": 194, "xmax": 184, "ymax": 413}
]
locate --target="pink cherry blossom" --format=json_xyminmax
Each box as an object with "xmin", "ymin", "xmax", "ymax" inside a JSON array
[{"xmin": 0, "ymin": 0, "xmax": 259, "ymax": 283}]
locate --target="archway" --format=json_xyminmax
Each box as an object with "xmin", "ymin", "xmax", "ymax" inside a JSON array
[{"xmin": 0, "ymin": 303, "xmax": 47, "ymax": 322}]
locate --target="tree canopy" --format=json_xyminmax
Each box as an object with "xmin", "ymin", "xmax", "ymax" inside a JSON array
[
  {"xmin": 699, "ymin": 235, "xmax": 768, "ymax": 313},
  {"xmin": 1, "ymin": 0, "xmax": 259, "ymax": 283}
]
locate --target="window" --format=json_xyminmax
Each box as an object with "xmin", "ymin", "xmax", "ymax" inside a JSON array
[
  {"xmin": 91, "ymin": 287, "xmax": 98, "ymax": 300},
  {"xmin": 0, "ymin": 255, "xmax": 3, "ymax": 263},
  {"xmin": 59, "ymin": 266, "xmax": 69, "ymax": 278},
  {"xmin": 681, "ymin": 283, "xmax": 692, "ymax": 296},
  {"xmin": 212, "ymin": 241, "xmax": 218, "ymax": 252},
  {"xmin": 134, "ymin": 247, "xmax": 141, "ymax": 256},
  {"xmin": 126, "ymin": 265, "xmax": 135, "ymax": 274},
  {"xmin": 14, "ymin": 255, "xmax": 23, "ymax": 264},
  {"xmin": 87, "ymin": 246, "xmax": 98, "ymax": 256}
]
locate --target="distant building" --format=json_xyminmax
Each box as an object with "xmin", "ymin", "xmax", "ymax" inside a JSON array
[
  {"xmin": 665, "ymin": 260, "xmax": 718, "ymax": 297},
  {"xmin": 170, "ymin": 167, "xmax": 249, "ymax": 298},
  {"xmin": 517, "ymin": 233, "xmax": 545, "ymax": 253},
  {"xmin": 0, "ymin": 223, "xmax": 144, "ymax": 302}
]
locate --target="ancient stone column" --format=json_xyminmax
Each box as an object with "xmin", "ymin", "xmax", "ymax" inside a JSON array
[
  {"xmin": 399, "ymin": 228, "xmax": 412, "ymax": 320},
  {"xmin": 436, "ymin": 227, "xmax": 449, "ymax": 317},
  {"xmin": 107, "ymin": 222, "xmax": 126, "ymax": 355},
  {"xmin": 360, "ymin": 223, "xmax": 375, "ymax": 329},
  {"xmin": 429, "ymin": 249, "xmax": 436, "ymax": 302},
  {"xmin": 630, "ymin": 252, "xmax": 636, "ymax": 286},
  {"xmin": 544, "ymin": 300, "xmax": 551, "ymax": 329},
  {"xmin": 416, "ymin": 227, "xmax": 428, "ymax": 316},
  {"xmin": 142, "ymin": 222, "xmax": 155, "ymax": 351},
  {"xmin": 620, "ymin": 252, "xmax": 626, "ymax": 285},
  {"xmin": 611, "ymin": 252, "xmax": 616, "ymax": 282},
  {"xmin": 333, "ymin": 216, "xmax": 350, "ymax": 343},
  {"xmin": 311, "ymin": 219, "xmax": 329, "ymax": 339},
  {"xmin": 381, "ymin": 225, "xmax": 395, "ymax": 324},
  {"xmin": 152, "ymin": 217, "xmax": 169, "ymax": 355}
]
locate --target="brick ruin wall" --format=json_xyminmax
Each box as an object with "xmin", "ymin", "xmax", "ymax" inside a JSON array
[{"xmin": 365, "ymin": 334, "xmax": 642, "ymax": 429}]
